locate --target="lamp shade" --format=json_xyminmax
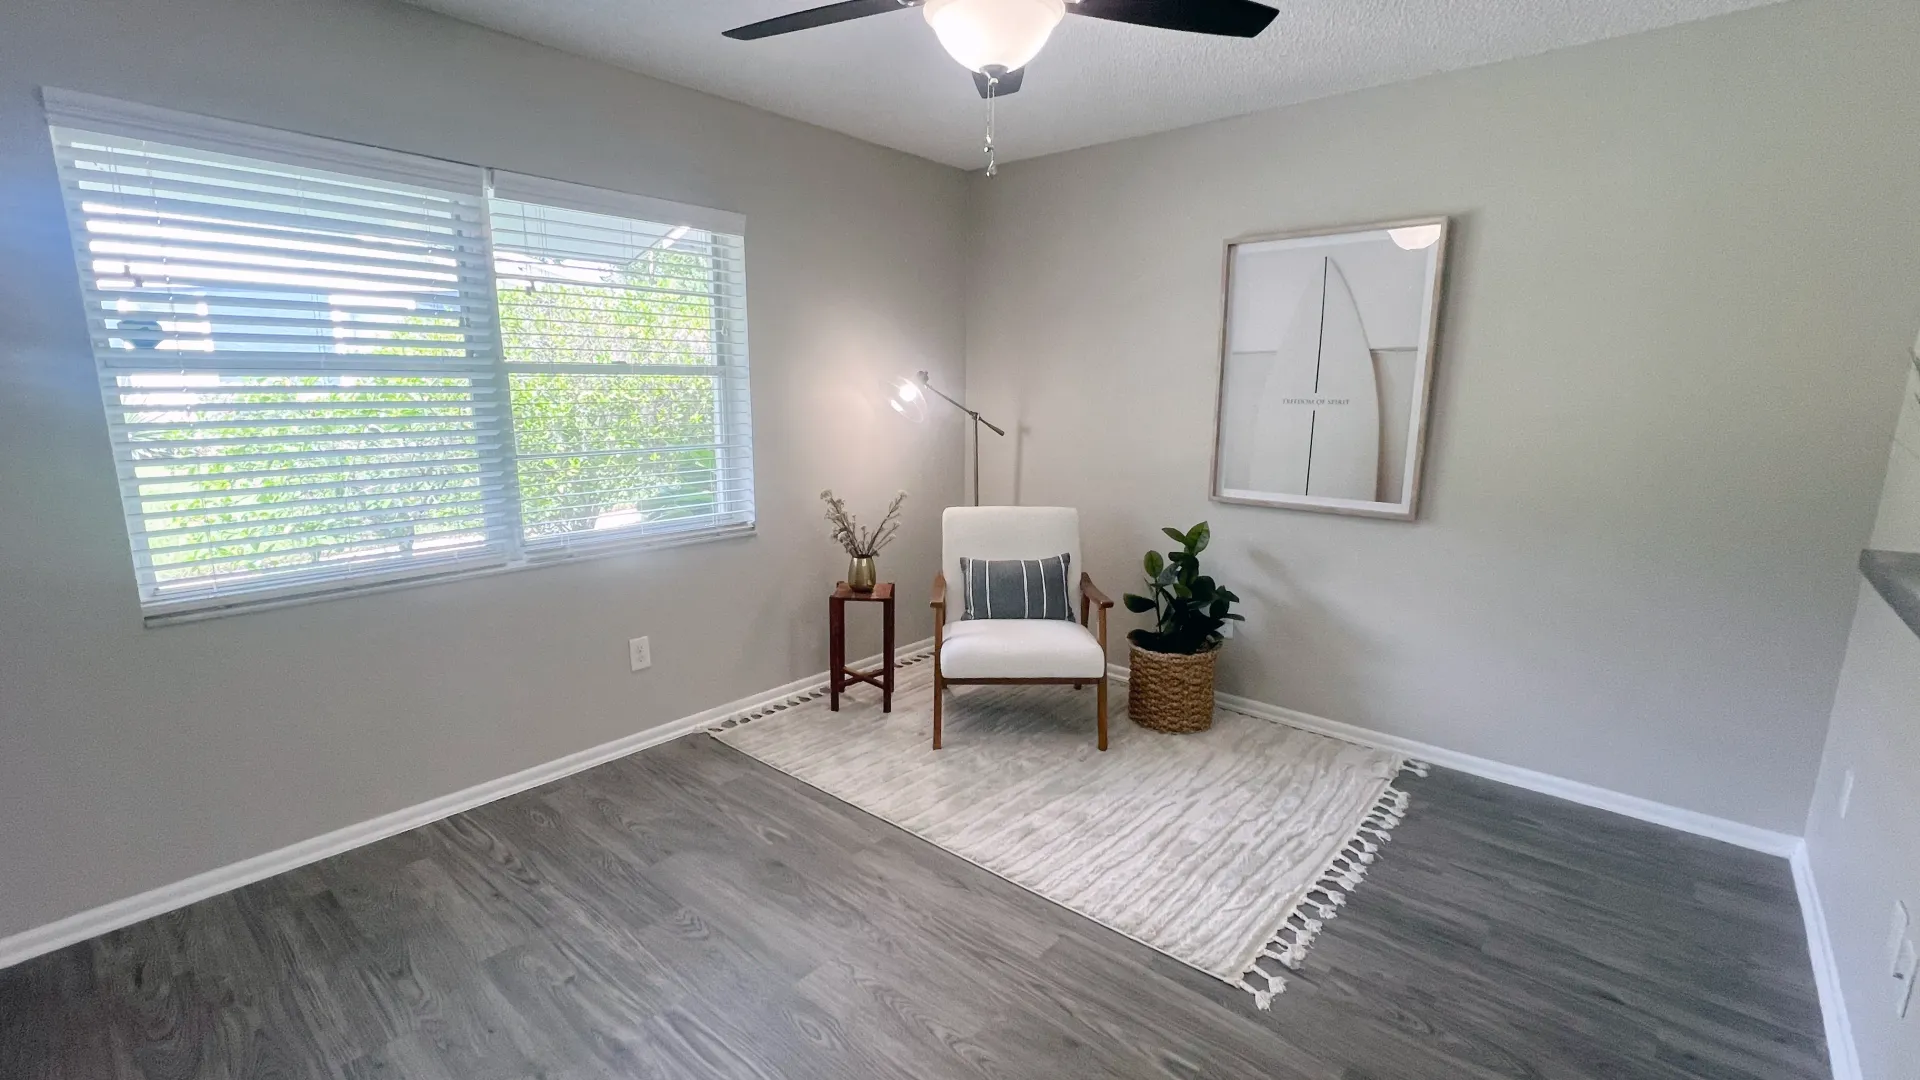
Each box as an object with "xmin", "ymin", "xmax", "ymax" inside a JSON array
[
  {"xmin": 888, "ymin": 374, "xmax": 928, "ymax": 422},
  {"xmin": 923, "ymin": 0, "xmax": 1065, "ymax": 73}
]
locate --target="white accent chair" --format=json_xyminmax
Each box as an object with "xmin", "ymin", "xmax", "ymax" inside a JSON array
[{"xmin": 931, "ymin": 506, "xmax": 1115, "ymax": 750}]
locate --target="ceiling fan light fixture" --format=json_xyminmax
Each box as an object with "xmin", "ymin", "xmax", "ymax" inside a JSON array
[{"xmin": 923, "ymin": 0, "xmax": 1066, "ymax": 73}]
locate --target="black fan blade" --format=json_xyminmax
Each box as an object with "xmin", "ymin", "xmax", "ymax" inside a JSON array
[
  {"xmin": 972, "ymin": 66, "xmax": 1025, "ymax": 98},
  {"xmin": 1067, "ymin": 0, "xmax": 1276, "ymax": 37},
  {"xmin": 724, "ymin": 0, "xmax": 919, "ymax": 41}
]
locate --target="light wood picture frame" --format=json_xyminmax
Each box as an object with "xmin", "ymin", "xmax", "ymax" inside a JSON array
[{"xmin": 1209, "ymin": 217, "xmax": 1448, "ymax": 521}]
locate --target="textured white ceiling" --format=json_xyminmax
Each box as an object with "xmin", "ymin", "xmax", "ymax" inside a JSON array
[{"xmin": 404, "ymin": 0, "xmax": 1782, "ymax": 169}]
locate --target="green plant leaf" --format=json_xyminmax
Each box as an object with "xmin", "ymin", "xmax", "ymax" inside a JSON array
[
  {"xmin": 1223, "ymin": 612, "xmax": 1245, "ymax": 621},
  {"xmin": 1133, "ymin": 523, "xmax": 1238, "ymax": 653}
]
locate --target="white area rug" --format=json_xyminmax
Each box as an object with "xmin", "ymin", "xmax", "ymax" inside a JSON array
[{"xmin": 710, "ymin": 655, "xmax": 1418, "ymax": 1006}]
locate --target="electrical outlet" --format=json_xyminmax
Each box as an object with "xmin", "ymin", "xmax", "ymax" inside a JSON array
[
  {"xmin": 1219, "ymin": 619, "xmax": 1235, "ymax": 639},
  {"xmin": 1839, "ymin": 769, "xmax": 1855, "ymax": 818},
  {"xmin": 629, "ymin": 636, "xmax": 652, "ymax": 672}
]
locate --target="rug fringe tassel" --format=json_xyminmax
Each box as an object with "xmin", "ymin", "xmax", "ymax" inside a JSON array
[
  {"xmin": 709, "ymin": 649, "xmax": 936, "ymax": 734},
  {"xmin": 1238, "ymin": 970, "xmax": 1283, "ymax": 1010},
  {"xmin": 1230, "ymin": 769, "xmax": 1421, "ymax": 1008}
]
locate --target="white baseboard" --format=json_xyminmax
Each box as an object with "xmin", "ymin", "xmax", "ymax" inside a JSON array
[
  {"xmin": 1791, "ymin": 842, "xmax": 1863, "ymax": 1080},
  {"xmin": 0, "ymin": 639, "xmax": 931, "ymax": 971},
  {"xmin": 1107, "ymin": 664, "xmax": 1800, "ymax": 857}
]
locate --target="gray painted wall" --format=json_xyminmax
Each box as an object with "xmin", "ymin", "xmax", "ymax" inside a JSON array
[
  {"xmin": 0, "ymin": 0, "xmax": 967, "ymax": 940},
  {"xmin": 1806, "ymin": 587, "xmax": 1920, "ymax": 1077},
  {"xmin": 1804, "ymin": 368, "xmax": 1920, "ymax": 1077},
  {"xmin": 964, "ymin": 0, "xmax": 1920, "ymax": 831}
]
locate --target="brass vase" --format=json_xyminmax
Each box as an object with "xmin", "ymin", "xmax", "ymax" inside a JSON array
[{"xmin": 847, "ymin": 555, "xmax": 878, "ymax": 593}]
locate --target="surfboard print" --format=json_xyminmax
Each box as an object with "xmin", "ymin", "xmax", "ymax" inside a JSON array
[
  {"xmin": 1212, "ymin": 218, "xmax": 1447, "ymax": 520},
  {"xmin": 1243, "ymin": 257, "xmax": 1382, "ymax": 500}
]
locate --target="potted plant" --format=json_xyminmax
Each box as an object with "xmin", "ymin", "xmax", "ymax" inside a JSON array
[{"xmin": 1122, "ymin": 522, "xmax": 1242, "ymax": 733}]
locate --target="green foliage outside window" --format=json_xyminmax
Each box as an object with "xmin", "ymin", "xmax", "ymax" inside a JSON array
[
  {"xmin": 497, "ymin": 240, "xmax": 733, "ymax": 540},
  {"xmin": 126, "ymin": 237, "xmax": 737, "ymax": 587}
]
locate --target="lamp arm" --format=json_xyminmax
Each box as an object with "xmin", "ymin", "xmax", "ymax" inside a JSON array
[{"xmin": 916, "ymin": 372, "xmax": 1007, "ymax": 437}]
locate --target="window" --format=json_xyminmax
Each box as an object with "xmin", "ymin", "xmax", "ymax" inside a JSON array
[
  {"xmin": 488, "ymin": 174, "xmax": 752, "ymax": 554},
  {"xmin": 44, "ymin": 91, "xmax": 753, "ymax": 622}
]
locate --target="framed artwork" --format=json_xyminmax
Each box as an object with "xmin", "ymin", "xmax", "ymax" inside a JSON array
[{"xmin": 1210, "ymin": 217, "xmax": 1448, "ymax": 520}]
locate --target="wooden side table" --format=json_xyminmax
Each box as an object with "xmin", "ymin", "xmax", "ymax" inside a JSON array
[{"xmin": 829, "ymin": 581, "xmax": 895, "ymax": 712}]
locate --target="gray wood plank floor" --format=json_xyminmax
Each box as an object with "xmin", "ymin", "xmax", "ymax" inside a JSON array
[{"xmin": 0, "ymin": 731, "xmax": 1829, "ymax": 1080}]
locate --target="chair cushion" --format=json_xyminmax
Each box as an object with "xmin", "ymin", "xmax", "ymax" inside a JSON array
[
  {"xmin": 959, "ymin": 553, "xmax": 1072, "ymax": 620},
  {"xmin": 938, "ymin": 617, "xmax": 1107, "ymax": 680}
]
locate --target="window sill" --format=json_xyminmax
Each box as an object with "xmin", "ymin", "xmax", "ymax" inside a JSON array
[{"xmin": 141, "ymin": 521, "xmax": 756, "ymax": 628}]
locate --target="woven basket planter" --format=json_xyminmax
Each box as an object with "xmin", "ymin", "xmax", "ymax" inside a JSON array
[{"xmin": 1127, "ymin": 643, "xmax": 1219, "ymax": 734}]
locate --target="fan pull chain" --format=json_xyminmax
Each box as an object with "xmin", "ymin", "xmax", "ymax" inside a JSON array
[{"xmin": 983, "ymin": 72, "xmax": 998, "ymax": 177}]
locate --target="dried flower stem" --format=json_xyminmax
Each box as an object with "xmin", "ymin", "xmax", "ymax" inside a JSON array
[{"xmin": 821, "ymin": 489, "xmax": 908, "ymax": 558}]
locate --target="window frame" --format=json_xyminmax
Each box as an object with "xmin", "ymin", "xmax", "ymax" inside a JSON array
[{"xmin": 42, "ymin": 89, "xmax": 756, "ymax": 626}]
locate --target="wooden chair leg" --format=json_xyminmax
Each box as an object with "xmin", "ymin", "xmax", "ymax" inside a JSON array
[
  {"xmin": 1096, "ymin": 677, "xmax": 1108, "ymax": 751},
  {"xmin": 932, "ymin": 670, "xmax": 944, "ymax": 750}
]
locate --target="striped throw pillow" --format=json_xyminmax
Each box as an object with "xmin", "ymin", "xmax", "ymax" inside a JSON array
[{"xmin": 959, "ymin": 553, "xmax": 1073, "ymax": 620}]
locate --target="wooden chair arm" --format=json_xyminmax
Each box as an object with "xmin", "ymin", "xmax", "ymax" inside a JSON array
[
  {"xmin": 1080, "ymin": 572, "xmax": 1111, "ymax": 650},
  {"xmin": 1080, "ymin": 573, "xmax": 1114, "ymax": 610},
  {"xmin": 930, "ymin": 572, "xmax": 947, "ymax": 657}
]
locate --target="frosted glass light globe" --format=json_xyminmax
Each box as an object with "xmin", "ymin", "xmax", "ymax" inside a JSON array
[
  {"xmin": 888, "ymin": 375, "xmax": 928, "ymax": 422},
  {"xmin": 923, "ymin": 0, "xmax": 1066, "ymax": 73}
]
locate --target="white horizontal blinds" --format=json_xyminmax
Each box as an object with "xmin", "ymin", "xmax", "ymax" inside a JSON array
[
  {"xmin": 45, "ymin": 98, "xmax": 508, "ymax": 612},
  {"xmin": 487, "ymin": 174, "xmax": 753, "ymax": 553}
]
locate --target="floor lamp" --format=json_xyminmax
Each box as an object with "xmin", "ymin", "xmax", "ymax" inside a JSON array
[{"xmin": 892, "ymin": 371, "xmax": 1005, "ymax": 506}]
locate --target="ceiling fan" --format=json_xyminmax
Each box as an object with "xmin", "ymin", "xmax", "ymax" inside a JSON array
[
  {"xmin": 724, "ymin": 0, "xmax": 1279, "ymax": 170},
  {"xmin": 726, "ymin": 0, "xmax": 1278, "ymax": 96}
]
